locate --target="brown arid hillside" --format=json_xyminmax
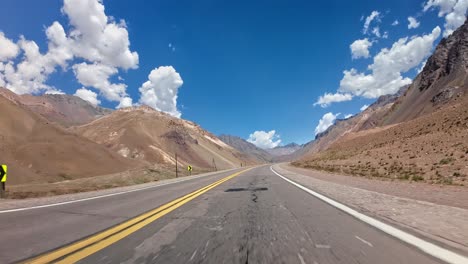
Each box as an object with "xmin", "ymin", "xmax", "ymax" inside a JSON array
[
  {"xmin": 0, "ymin": 91, "xmax": 142, "ymax": 186},
  {"xmin": 71, "ymin": 106, "xmax": 254, "ymax": 170},
  {"xmin": 286, "ymin": 86, "xmax": 409, "ymax": 160},
  {"xmin": 294, "ymin": 96, "xmax": 468, "ymax": 185},
  {"xmin": 0, "ymin": 87, "xmax": 111, "ymax": 127}
]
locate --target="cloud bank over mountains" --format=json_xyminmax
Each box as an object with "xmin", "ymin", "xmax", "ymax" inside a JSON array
[
  {"xmin": 314, "ymin": 0, "xmax": 465, "ymax": 108},
  {"xmin": 247, "ymin": 130, "xmax": 282, "ymax": 149},
  {"xmin": 0, "ymin": 0, "xmax": 183, "ymax": 117}
]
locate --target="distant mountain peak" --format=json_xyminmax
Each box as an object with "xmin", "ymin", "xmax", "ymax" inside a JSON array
[
  {"xmin": 418, "ymin": 18, "xmax": 468, "ymax": 92},
  {"xmin": 266, "ymin": 142, "xmax": 302, "ymax": 157},
  {"xmin": 0, "ymin": 87, "xmax": 112, "ymax": 127},
  {"xmin": 118, "ymin": 105, "xmax": 161, "ymax": 114},
  {"xmin": 278, "ymin": 142, "xmax": 300, "ymax": 148},
  {"xmin": 218, "ymin": 134, "xmax": 273, "ymax": 163}
]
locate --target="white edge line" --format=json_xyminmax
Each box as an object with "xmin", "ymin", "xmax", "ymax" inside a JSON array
[
  {"xmin": 0, "ymin": 168, "xmax": 241, "ymax": 214},
  {"xmin": 270, "ymin": 166, "xmax": 468, "ymax": 264}
]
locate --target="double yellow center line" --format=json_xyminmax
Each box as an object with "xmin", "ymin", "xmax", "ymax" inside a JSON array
[{"xmin": 26, "ymin": 168, "xmax": 252, "ymax": 264}]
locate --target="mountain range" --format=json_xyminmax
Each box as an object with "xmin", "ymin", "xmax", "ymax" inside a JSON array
[
  {"xmin": 2, "ymin": 18, "xmax": 467, "ymax": 194},
  {"xmin": 218, "ymin": 135, "xmax": 305, "ymax": 163}
]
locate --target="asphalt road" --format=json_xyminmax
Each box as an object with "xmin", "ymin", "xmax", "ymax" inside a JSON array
[{"xmin": 0, "ymin": 165, "xmax": 447, "ymax": 263}]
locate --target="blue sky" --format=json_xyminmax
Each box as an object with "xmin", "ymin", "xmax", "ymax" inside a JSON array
[{"xmin": 0, "ymin": 0, "xmax": 464, "ymax": 147}]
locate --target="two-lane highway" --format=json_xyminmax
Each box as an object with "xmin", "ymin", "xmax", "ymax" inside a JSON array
[{"xmin": 0, "ymin": 165, "xmax": 457, "ymax": 263}]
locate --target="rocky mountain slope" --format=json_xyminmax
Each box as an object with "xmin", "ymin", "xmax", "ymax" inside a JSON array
[
  {"xmin": 72, "ymin": 106, "xmax": 254, "ymax": 170},
  {"xmin": 0, "ymin": 88, "xmax": 111, "ymax": 127},
  {"xmin": 301, "ymin": 85, "xmax": 408, "ymax": 156},
  {"xmin": 0, "ymin": 91, "xmax": 142, "ymax": 185},
  {"xmin": 382, "ymin": 19, "xmax": 468, "ymax": 125},
  {"xmin": 218, "ymin": 135, "xmax": 273, "ymax": 163}
]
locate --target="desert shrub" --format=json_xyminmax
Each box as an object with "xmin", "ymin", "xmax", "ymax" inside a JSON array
[
  {"xmin": 398, "ymin": 173, "xmax": 410, "ymax": 180},
  {"xmin": 412, "ymin": 175, "xmax": 424, "ymax": 182},
  {"xmin": 439, "ymin": 158, "xmax": 455, "ymax": 164},
  {"xmin": 58, "ymin": 173, "xmax": 73, "ymax": 180},
  {"xmin": 441, "ymin": 177, "xmax": 453, "ymax": 185}
]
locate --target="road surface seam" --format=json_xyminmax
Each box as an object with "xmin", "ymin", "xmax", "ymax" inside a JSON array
[{"xmin": 270, "ymin": 165, "xmax": 468, "ymax": 264}]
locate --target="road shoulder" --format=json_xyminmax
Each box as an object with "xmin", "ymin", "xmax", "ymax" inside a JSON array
[{"xmin": 274, "ymin": 163, "xmax": 468, "ymax": 256}]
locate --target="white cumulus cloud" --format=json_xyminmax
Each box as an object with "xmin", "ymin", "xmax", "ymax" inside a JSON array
[
  {"xmin": 45, "ymin": 89, "xmax": 65, "ymax": 95},
  {"xmin": 139, "ymin": 66, "xmax": 184, "ymax": 118},
  {"xmin": 392, "ymin": 20, "xmax": 399, "ymax": 26},
  {"xmin": 0, "ymin": 32, "xmax": 19, "ymax": 61},
  {"xmin": 319, "ymin": 26, "xmax": 441, "ymax": 107},
  {"xmin": 424, "ymin": 0, "xmax": 468, "ymax": 36},
  {"xmin": 0, "ymin": 0, "xmax": 141, "ymax": 108},
  {"xmin": 363, "ymin": 11, "xmax": 381, "ymax": 34},
  {"xmin": 62, "ymin": 0, "xmax": 139, "ymax": 70},
  {"xmin": 117, "ymin": 96, "xmax": 133, "ymax": 109},
  {"xmin": 314, "ymin": 92, "xmax": 353, "ymax": 108},
  {"xmin": 0, "ymin": 22, "xmax": 74, "ymax": 95},
  {"xmin": 408, "ymin": 16, "xmax": 420, "ymax": 29},
  {"xmin": 315, "ymin": 112, "xmax": 340, "ymax": 136},
  {"xmin": 360, "ymin": 104, "xmax": 369, "ymax": 111},
  {"xmin": 72, "ymin": 62, "xmax": 128, "ymax": 106},
  {"xmin": 74, "ymin": 87, "xmax": 100, "ymax": 106},
  {"xmin": 344, "ymin": 114, "xmax": 353, "ymax": 119},
  {"xmin": 337, "ymin": 27, "xmax": 441, "ymax": 99},
  {"xmin": 350, "ymin": 38, "xmax": 373, "ymax": 59},
  {"xmin": 247, "ymin": 130, "xmax": 281, "ymax": 149},
  {"xmin": 372, "ymin": 26, "xmax": 382, "ymax": 38},
  {"xmin": 62, "ymin": 0, "xmax": 138, "ymax": 105}
]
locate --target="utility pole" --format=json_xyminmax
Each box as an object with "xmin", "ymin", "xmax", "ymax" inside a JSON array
[
  {"xmin": 175, "ymin": 153, "xmax": 178, "ymax": 178},
  {"xmin": 212, "ymin": 158, "xmax": 217, "ymax": 171}
]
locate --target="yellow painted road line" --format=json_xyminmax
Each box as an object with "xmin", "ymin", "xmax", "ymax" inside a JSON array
[{"xmin": 25, "ymin": 168, "xmax": 252, "ymax": 264}]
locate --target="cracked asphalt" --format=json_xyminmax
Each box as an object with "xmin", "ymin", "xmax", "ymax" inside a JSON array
[{"xmin": 0, "ymin": 166, "xmax": 443, "ymax": 263}]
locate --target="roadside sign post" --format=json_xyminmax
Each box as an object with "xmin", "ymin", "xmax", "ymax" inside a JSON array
[
  {"xmin": 212, "ymin": 158, "xmax": 217, "ymax": 171},
  {"xmin": 0, "ymin": 165, "xmax": 7, "ymax": 198},
  {"xmin": 175, "ymin": 153, "xmax": 178, "ymax": 178},
  {"xmin": 187, "ymin": 165, "xmax": 192, "ymax": 176}
]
